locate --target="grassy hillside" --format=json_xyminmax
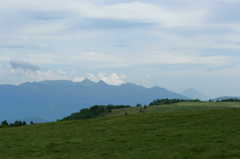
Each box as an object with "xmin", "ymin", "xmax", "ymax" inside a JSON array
[{"xmin": 1, "ymin": 102, "xmax": 240, "ymax": 159}]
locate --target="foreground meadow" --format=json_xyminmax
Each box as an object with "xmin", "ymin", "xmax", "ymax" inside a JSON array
[{"xmin": 0, "ymin": 102, "xmax": 240, "ymax": 159}]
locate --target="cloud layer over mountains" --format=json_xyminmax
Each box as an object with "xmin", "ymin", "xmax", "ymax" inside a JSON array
[{"xmin": 1, "ymin": 0, "xmax": 240, "ymax": 97}]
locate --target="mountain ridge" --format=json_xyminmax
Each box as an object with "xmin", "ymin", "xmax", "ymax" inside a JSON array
[
  {"xmin": 181, "ymin": 88, "xmax": 208, "ymax": 100},
  {"xmin": 0, "ymin": 79, "xmax": 187, "ymax": 121}
]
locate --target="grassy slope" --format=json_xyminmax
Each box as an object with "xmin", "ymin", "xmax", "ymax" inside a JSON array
[{"xmin": 1, "ymin": 102, "xmax": 240, "ymax": 159}]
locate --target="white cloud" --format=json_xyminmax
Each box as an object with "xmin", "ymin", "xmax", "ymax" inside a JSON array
[
  {"xmin": 32, "ymin": 71, "xmax": 126, "ymax": 85},
  {"xmin": 7, "ymin": 64, "xmax": 127, "ymax": 85},
  {"xmin": 1, "ymin": 51, "xmax": 233, "ymax": 70},
  {"xmin": 74, "ymin": 73, "xmax": 126, "ymax": 85},
  {"xmin": 74, "ymin": 2, "xmax": 207, "ymax": 27},
  {"xmin": 1, "ymin": 1, "xmax": 208, "ymax": 28},
  {"xmin": 10, "ymin": 61, "xmax": 40, "ymax": 72},
  {"xmin": 94, "ymin": 73, "xmax": 126, "ymax": 85},
  {"xmin": 1, "ymin": 0, "xmax": 240, "ymax": 97},
  {"xmin": 216, "ymin": 0, "xmax": 240, "ymax": 3}
]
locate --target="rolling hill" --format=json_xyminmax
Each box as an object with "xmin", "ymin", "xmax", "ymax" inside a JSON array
[{"xmin": 0, "ymin": 102, "xmax": 240, "ymax": 159}]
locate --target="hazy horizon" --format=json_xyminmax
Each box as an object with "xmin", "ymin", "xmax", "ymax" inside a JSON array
[
  {"xmin": 1, "ymin": 0, "xmax": 240, "ymax": 97},
  {"xmin": 0, "ymin": 78, "xmax": 228, "ymax": 99}
]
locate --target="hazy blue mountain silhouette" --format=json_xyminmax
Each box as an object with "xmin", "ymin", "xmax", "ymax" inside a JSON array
[
  {"xmin": 181, "ymin": 88, "xmax": 208, "ymax": 100},
  {"xmin": 0, "ymin": 80, "xmax": 187, "ymax": 121},
  {"xmin": 211, "ymin": 96, "xmax": 240, "ymax": 102}
]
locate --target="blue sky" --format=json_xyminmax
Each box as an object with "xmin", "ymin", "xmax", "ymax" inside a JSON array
[{"xmin": 1, "ymin": 0, "xmax": 240, "ymax": 97}]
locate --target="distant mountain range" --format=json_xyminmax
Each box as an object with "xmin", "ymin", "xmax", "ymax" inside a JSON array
[
  {"xmin": 211, "ymin": 96, "xmax": 240, "ymax": 102},
  {"xmin": 181, "ymin": 88, "xmax": 208, "ymax": 100},
  {"xmin": 0, "ymin": 79, "xmax": 187, "ymax": 121}
]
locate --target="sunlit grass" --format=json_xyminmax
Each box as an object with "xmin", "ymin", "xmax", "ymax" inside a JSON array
[{"xmin": 1, "ymin": 102, "xmax": 240, "ymax": 159}]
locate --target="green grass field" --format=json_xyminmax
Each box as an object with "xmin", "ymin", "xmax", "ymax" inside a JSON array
[{"xmin": 1, "ymin": 102, "xmax": 240, "ymax": 159}]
